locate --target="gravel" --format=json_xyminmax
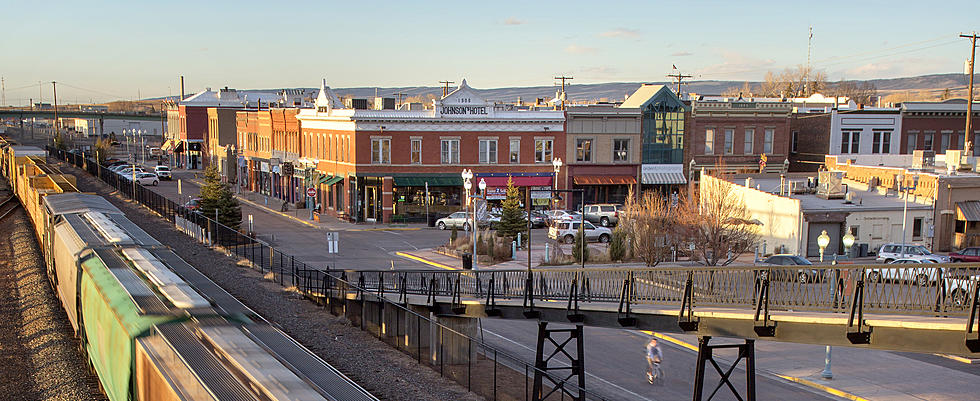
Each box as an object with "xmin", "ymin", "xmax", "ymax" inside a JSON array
[
  {"xmin": 0, "ymin": 180, "xmax": 105, "ymax": 401},
  {"xmin": 59, "ymin": 162, "xmax": 482, "ymax": 401}
]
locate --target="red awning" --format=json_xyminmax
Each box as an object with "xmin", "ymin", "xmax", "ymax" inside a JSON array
[
  {"xmin": 478, "ymin": 176, "xmax": 553, "ymax": 187},
  {"xmin": 573, "ymin": 175, "xmax": 637, "ymax": 185}
]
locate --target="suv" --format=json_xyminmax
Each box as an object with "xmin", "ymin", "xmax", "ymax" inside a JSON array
[
  {"xmin": 436, "ymin": 212, "xmax": 473, "ymax": 231},
  {"xmin": 584, "ymin": 204, "xmax": 621, "ymax": 227},
  {"xmin": 548, "ymin": 220, "xmax": 611, "ymax": 244},
  {"xmin": 875, "ymin": 244, "xmax": 949, "ymax": 264},
  {"xmin": 154, "ymin": 165, "xmax": 172, "ymax": 180}
]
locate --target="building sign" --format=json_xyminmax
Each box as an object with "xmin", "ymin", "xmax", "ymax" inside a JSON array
[
  {"xmin": 441, "ymin": 106, "xmax": 489, "ymax": 115},
  {"xmin": 260, "ymin": 161, "xmax": 270, "ymax": 172},
  {"xmin": 485, "ymin": 187, "xmax": 507, "ymax": 200}
]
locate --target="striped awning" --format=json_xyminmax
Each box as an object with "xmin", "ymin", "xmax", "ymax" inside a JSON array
[
  {"xmin": 641, "ymin": 172, "xmax": 687, "ymax": 185},
  {"xmin": 573, "ymin": 175, "xmax": 637, "ymax": 185},
  {"xmin": 957, "ymin": 201, "xmax": 980, "ymax": 222}
]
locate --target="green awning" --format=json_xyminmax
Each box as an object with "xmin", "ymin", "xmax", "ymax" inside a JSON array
[
  {"xmin": 322, "ymin": 175, "xmax": 344, "ymax": 186},
  {"xmin": 393, "ymin": 176, "xmax": 462, "ymax": 187}
]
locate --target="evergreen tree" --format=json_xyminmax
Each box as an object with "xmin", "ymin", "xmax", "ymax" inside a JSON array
[
  {"xmin": 495, "ymin": 177, "xmax": 527, "ymax": 240},
  {"xmin": 572, "ymin": 230, "xmax": 590, "ymax": 262},
  {"xmin": 198, "ymin": 166, "xmax": 242, "ymax": 231}
]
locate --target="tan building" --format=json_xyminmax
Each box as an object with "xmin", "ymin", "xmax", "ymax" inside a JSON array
[
  {"xmin": 564, "ymin": 104, "xmax": 641, "ymax": 205},
  {"xmin": 207, "ymin": 107, "xmax": 239, "ymax": 180}
]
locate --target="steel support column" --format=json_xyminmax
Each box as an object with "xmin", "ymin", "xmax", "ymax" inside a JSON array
[
  {"xmin": 692, "ymin": 336, "xmax": 756, "ymax": 401},
  {"xmin": 532, "ymin": 322, "xmax": 586, "ymax": 401}
]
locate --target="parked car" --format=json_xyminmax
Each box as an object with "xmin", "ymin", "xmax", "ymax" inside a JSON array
[
  {"xmin": 486, "ymin": 212, "xmax": 501, "ymax": 229},
  {"xmin": 544, "ymin": 210, "xmax": 582, "ymax": 225},
  {"xmin": 184, "ymin": 198, "xmax": 202, "ymax": 211},
  {"xmin": 757, "ymin": 254, "xmax": 824, "ymax": 283},
  {"xmin": 866, "ymin": 258, "xmax": 941, "ymax": 286},
  {"xmin": 527, "ymin": 211, "xmax": 547, "ymax": 228},
  {"xmin": 583, "ymin": 204, "xmax": 622, "ymax": 227},
  {"xmin": 547, "ymin": 220, "xmax": 612, "ymax": 244},
  {"xmin": 875, "ymin": 244, "xmax": 949, "ymax": 264},
  {"xmin": 117, "ymin": 167, "xmax": 145, "ymax": 178},
  {"xmin": 436, "ymin": 212, "xmax": 473, "ymax": 231},
  {"xmin": 154, "ymin": 165, "xmax": 172, "ymax": 180},
  {"xmin": 135, "ymin": 172, "xmax": 159, "ymax": 186},
  {"xmin": 949, "ymin": 247, "xmax": 980, "ymax": 263}
]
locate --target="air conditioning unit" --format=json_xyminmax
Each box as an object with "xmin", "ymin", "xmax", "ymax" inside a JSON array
[
  {"xmin": 817, "ymin": 171, "xmax": 846, "ymax": 199},
  {"xmin": 912, "ymin": 150, "xmax": 935, "ymax": 170}
]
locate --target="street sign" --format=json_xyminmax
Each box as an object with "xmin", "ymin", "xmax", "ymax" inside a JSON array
[
  {"xmin": 326, "ymin": 232, "xmax": 339, "ymax": 254},
  {"xmin": 306, "ymin": 187, "xmax": 317, "ymax": 198},
  {"xmin": 759, "ymin": 153, "xmax": 768, "ymax": 172}
]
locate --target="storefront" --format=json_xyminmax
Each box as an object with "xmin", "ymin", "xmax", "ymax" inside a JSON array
[
  {"xmin": 391, "ymin": 176, "xmax": 463, "ymax": 218},
  {"xmin": 568, "ymin": 165, "xmax": 638, "ymax": 205},
  {"xmin": 475, "ymin": 173, "xmax": 554, "ymax": 209}
]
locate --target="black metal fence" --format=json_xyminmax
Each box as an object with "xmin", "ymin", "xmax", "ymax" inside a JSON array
[{"xmin": 50, "ymin": 148, "xmax": 606, "ymax": 401}]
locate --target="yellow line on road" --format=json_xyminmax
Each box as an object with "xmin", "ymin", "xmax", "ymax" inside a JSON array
[
  {"xmin": 350, "ymin": 227, "xmax": 422, "ymax": 231},
  {"xmin": 638, "ymin": 330, "xmax": 699, "ymax": 352},
  {"xmin": 775, "ymin": 374, "xmax": 870, "ymax": 401},
  {"xmin": 395, "ymin": 251, "xmax": 458, "ymax": 270},
  {"xmin": 935, "ymin": 353, "xmax": 978, "ymax": 364}
]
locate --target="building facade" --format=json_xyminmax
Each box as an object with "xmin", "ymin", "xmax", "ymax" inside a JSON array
[
  {"xmin": 830, "ymin": 107, "xmax": 902, "ymax": 160},
  {"xmin": 900, "ymin": 100, "xmax": 980, "ymax": 155},
  {"xmin": 620, "ymin": 85, "xmax": 689, "ymax": 192},
  {"xmin": 295, "ymin": 79, "xmax": 566, "ymax": 223},
  {"xmin": 688, "ymin": 96, "xmax": 793, "ymax": 174},
  {"xmin": 166, "ymin": 87, "xmax": 246, "ymax": 169},
  {"xmin": 564, "ymin": 104, "xmax": 641, "ymax": 205}
]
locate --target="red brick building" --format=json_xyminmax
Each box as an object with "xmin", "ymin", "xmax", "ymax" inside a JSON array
[
  {"xmin": 900, "ymin": 100, "xmax": 980, "ymax": 155},
  {"xmin": 296, "ymin": 79, "xmax": 566, "ymax": 223},
  {"xmin": 687, "ymin": 96, "xmax": 793, "ymax": 174},
  {"xmin": 167, "ymin": 87, "xmax": 245, "ymax": 169}
]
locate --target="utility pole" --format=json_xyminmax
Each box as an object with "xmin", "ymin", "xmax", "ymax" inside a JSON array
[
  {"xmin": 393, "ymin": 92, "xmax": 407, "ymax": 109},
  {"xmin": 439, "ymin": 81, "xmax": 455, "ymax": 97},
  {"xmin": 1, "ymin": 77, "xmax": 5, "ymax": 107},
  {"xmin": 806, "ymin": 26, "xmax": 813, "ymax": 96},
  {"xmin": 52, "ymin": 81, "xmax": 59, "ymax": 142},
  {"xmin": 962, "ymin": 32, "xmax": 978, "ymax": 157},
  {"xmin": 666, "ymin": 69, "xmax": 693, "ymax": 97},
  {"xmin": 554, "ymin": 76, "xmax": 573, "ymax": 110}
]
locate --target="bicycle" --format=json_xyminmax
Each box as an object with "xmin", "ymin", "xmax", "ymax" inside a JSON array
[{"xmin": 647, "ymin": 357, "xmax": 665, "ymax": 385}]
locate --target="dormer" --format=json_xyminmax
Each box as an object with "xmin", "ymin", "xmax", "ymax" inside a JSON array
[
  {"xmin": 314, "ymin": 79, "xmax": 344, "ymax": 114},
  {"xmin": 434, "ymin": 79, "xmax": 495, "ymax": 118}
]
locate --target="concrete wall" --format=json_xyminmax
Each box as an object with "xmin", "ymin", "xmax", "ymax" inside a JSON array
[{"xmin": 701, "ymin": 174, "xmax": 803, "ymax": 255}]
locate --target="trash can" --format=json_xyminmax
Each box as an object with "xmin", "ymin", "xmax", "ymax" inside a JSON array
[
  {"xmin": 462, "ymin": 252, "xmax": 473, "ymax": 270},
  {"xmin": 428, "ymin": 214, "xmax": 437, "ymax": 227}
]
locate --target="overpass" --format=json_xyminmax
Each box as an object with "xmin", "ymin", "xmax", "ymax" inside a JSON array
[
  {"xmin": 1, "ymin": 108, "xmax": 163, "ymax": 122},
  {"xmin": 300, "ymin": 264, "xmax": 980, "ymax": 400}
]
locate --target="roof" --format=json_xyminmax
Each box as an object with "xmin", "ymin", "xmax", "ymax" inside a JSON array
[
  {"xmin": 620, "ymin": 84, "xmax": 669, "ymax": 108},
  {"xmin": 43, "ymin": 193, "xmax": 121, "ymax": 216},
  {"xmin": 902, "ymin": 100, "xmax": 980, "ymax": 112},
  {"xmin": 733, "ymin": 177, "xmax": 932, "ymax": 212},
  {"xmin": 181, "ymin": 88, "xmax": 246, "ymax": 107},
  {"xmin": 314, "ymin": 79, "xmax": 344, "ymax": 111}
]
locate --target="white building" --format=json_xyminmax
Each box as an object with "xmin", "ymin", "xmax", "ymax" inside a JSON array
[
  {"xmin": 830, "ymin": 106, "xmax": 902, "ymax": 157},
  {"xmin": 59, "ymin": 117, "xmax": 165, "ymax": 139}
]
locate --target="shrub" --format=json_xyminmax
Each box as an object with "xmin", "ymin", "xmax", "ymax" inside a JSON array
[
  {"xmin": 572, "ymin": 231, "xmax": 589, "ymax": 262},
  {"xmin": 450, "ymin": 225, "xmax": 458, "ymax": 243},
  {"xmin": 609, "ymin": 229, "xmax": 627, "ymax": 262}
]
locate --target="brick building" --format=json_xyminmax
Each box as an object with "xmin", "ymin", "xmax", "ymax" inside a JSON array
[
  {"xmin": 166, "ymin": 87, "xmax": 245, "ymax": 169},
  {"xmin": 620, "ymin": 85, "xmax": 689, "ymax": 192},
  {"xmin": 900, "ymin": 100, "xmax": 980, "ymax": 155},
  {"xmin": 295, "ymin": 79, "xmax": 565, "ymax": 223},
  {"xmin": 687, "ymin": 95, "xmax": 792, "ymax": 174},
  {"xmin": 564, "ymin": 104, "xmax": 641, "ymax": 205}
]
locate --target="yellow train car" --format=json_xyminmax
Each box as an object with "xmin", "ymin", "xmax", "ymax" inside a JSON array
[{"xmin": 5, "ymin": 150, "xmax": 80, "ymax": 241}]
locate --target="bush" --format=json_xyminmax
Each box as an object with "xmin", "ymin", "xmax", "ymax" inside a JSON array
[
  {"xmin": 450, "ymin": 224, "xmax": 458, "ymax": 243},
  {"xmin": 485, "ymin": 235, "xmax": 495, "ymax": 260},
  {"xmin": 609, "ymin": 229, "xmax": 627, "ymax": 262},
  {"xmin": 572, "ymin": 231, "xmax": 589, "ymax": 263}
]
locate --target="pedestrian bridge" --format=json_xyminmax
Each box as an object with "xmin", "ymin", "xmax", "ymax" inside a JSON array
[{"xmin": 309, "ymin": 264, "xmax": 980, "ymax": 356}]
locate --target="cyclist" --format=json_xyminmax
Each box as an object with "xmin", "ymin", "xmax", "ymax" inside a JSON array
[{"xmin": 646, "ymin": 337, "xmax": 663, "ymax": 384}]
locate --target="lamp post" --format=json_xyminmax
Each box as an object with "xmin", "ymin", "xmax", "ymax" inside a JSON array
[
  {"xmin": 552, "ymin": 158, "xmax": 562, "ymax": 209},
  {"xmin": 475, "ymin": 178, "xmax": 487, "ymax": 269},
  {"xmin": 461, "ymin": 169, "xmax": 474, "ymax": 252},
  {"xmin": 843, "ymin": 227, "xmax": 855, "ymax": 257},
  {"xmin": 898, "ymin": 174, "xmax": 919, "ymax": 259},
  {"xmin": 817, "ymin": 230, "xmax": 830, "ymax": 263}
]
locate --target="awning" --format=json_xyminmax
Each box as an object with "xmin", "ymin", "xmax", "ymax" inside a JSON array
[
  {"xmin": 478, "ymin": 176, "xmax": 552, "ymax": 187},
  {"xmin": 322, "ymin": 176, "xmax": 344, "ymax": 186},
  {"xmin": 641, "ymin": 172, "xmax": 687, "ymax": 185},
  {"xmin": 161, "ymin": 139, "xmax": 173, "ymax": 151},
  {"xmin": 173, "ymin": 141, "xmax": 185, "ymax": 153},
  {"xmin": 393, "ymin": 176, "xmax": 463, "ymax": 187},
  {"xmin": 957, "ymin": 201, "xmax": 980, "ymax": 221},
  {"xmin": 573, "ymin": 175, "xmax": 637, "ymax": 185}
]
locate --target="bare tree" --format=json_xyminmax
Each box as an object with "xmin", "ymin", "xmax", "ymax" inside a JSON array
[
  {"xmin": 828, "ymin": 79, "xmax": 878, "ymax": 105},
  {"xmin": 758, "ymin": 65, "xmax": 828, "ymax": 98},
  {"xmin": 619, "ymin": 190, "xmax": 680, "ymax": 266},
  {"xmin": 681, "ymin": 175, "xmax": 760, "ymax": 266}
]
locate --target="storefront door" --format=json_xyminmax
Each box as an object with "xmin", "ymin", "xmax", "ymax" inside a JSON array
[{"xmin": 365, "ymin": 185, "xmax": 380, "ymax": 222}]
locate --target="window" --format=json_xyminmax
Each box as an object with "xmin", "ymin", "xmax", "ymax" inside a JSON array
[
  {"xmin": 479, "ymin": 139, "xmax": 497, "ymax": 164},
  {"xmin": 841, "ymin": 131, "xmax": 850, "ymax": 154},
  {"xmin": 791, "ymin": 131, "xmax": 798, "ymax": 153},
  {"xmin": 535, "ymin": 139, "xmax": 553, "ymax": 163},
  {"xmin": 576, "ymin": 138, "xmax": 593, "ymax": 162},
  {"xmin": 881, "ymin": 131, "xmax": 891, "ymax": 153},
  {"xmin": 906, "ymin": 133, "xmax": 918, "ymax": 154},
  {"xmin": 848, "ymin": 131, "xmax": 860, "ymax": 153},
  {"xmin": 744, "ymin": 129, "xmax": 755, "ymax": 154},
  {"xmin": 705, "ymin": 129, "xmax": 715, "ymax": 155},
  {"xmin": 924, "ymin": 132, "xmax": 934, "ymax": 150},
  {"xmin": 411, "ymin": 139, "xmax": 422, "ymax": 164},
  {"xmin": 509, "ymin": 139, "xmax": 520, "ymax": 163},
  {"xmin": 872, "ymin": 132, "xmax": 881, "ymax": 154},
  {"xmin": 723, "ymin": 129, "xmax": 734, "ymax": 154},
  {"xmin": 370, "ymin": 138, "xmax": 390, "ymax": 164},
  {"xmin": 941, "ymin": 131, "xmax": 952, "ymax": 152},
  {"xmin": 764, "ymin": 129, "xmax": 774, "ymax": 154},
  {"xmin": 613, "ymin": 139, "xmax": 629, "ymax": 162},
  {"xmin": 441, "ymin": 139, "xmax": 460, "ymax": 164},
  {"xmin": 913, "ymin": 217, "xmax": 923, "ymax": 239},
  {"xmin": 957, "ymin": 131, "xmax": 965, "ymax": 150}
]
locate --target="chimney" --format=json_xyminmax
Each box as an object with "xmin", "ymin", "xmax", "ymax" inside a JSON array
[{"xmin": 179, "ymin": 76, "xmax": 185, "ymax": 101}]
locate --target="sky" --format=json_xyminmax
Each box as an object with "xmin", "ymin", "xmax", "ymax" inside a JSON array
[{"xmin": 2, "ymin": 0, "xmax": 978, "ymax": 104}]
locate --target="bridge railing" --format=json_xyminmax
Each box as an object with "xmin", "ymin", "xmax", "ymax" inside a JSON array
[{"xmin": 344, "ymin": 264, "xmax": 980, "ymax": 318}]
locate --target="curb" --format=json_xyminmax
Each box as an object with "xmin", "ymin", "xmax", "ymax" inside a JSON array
[
  {"xmin": 395, "ymin": 251, "xmax": 459, "ymax": 271},
  {"xmin": 935, "ymin": 353, "xmax": 980, "ymax": 364}
]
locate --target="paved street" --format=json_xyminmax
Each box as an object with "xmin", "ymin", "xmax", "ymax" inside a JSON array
[{"xmin": 135, "ymin": 168, "xmax": 980, "ymax": 400}]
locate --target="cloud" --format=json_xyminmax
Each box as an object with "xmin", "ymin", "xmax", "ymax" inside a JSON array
[
  {"xmin": 840, "ymin": 57, "xmax": 946, "ymax": 79},
  {"xmin": 565, "ymin": 45, "xmax": 597, "ymax": 54},
  {"xmin": 696, "ymin": 51, "xmax": 777, "ymax": 78},
  {"xmin": 502, "ymin": 17, "xmax": 525, "ymax": 25},
  {"xmin": 671, "ymin": 51, "xmax": 693, "ymax": 57},
  {"xmin": 599, "ymin": 28, "xmax": 640, "ymax": 39}
]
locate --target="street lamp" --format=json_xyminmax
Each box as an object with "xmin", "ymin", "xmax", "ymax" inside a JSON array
[
  {"xmin": 842, "ymin": 227, "xmax": 855, "ymax": 257},
  {"xmin": 817, "ymin": 230, "xmax": 830, "ymax": 263},
  {"xmin": 552, "ymin": 158, "xmax": 562, "ymax": 208},
  {"xmin": 461, "ymin": 168, "xmax": 474, "ymax": 234},
  {"xmin": 897, "ymin": 174, "xmax": 919, "ymax": 259},
  {"xmin": 475, "ymin": 178, "xmax": 487, "ymax": 268}
]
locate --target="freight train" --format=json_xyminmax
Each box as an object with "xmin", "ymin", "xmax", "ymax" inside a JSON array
[{"xmin": 0, "ymin": 143, "xmax": 377, "ymax": 401}]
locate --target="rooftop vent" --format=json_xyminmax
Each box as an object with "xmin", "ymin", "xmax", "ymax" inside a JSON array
[
  {"xmin": 121, "ymin": 248, "xmax": 210, "ymax": 309},
  {"xmin": 83, "ymin": 212, "xmax": 132, "ymax": 244}
]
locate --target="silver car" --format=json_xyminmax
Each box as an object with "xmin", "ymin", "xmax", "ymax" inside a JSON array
[
  {"xmin": 436, "ymin": 212, "xmax": 473, "ymax": 231},
  {"xmin": 547, "ymin": 220, "xmax": 612, "ymax": 244}
]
